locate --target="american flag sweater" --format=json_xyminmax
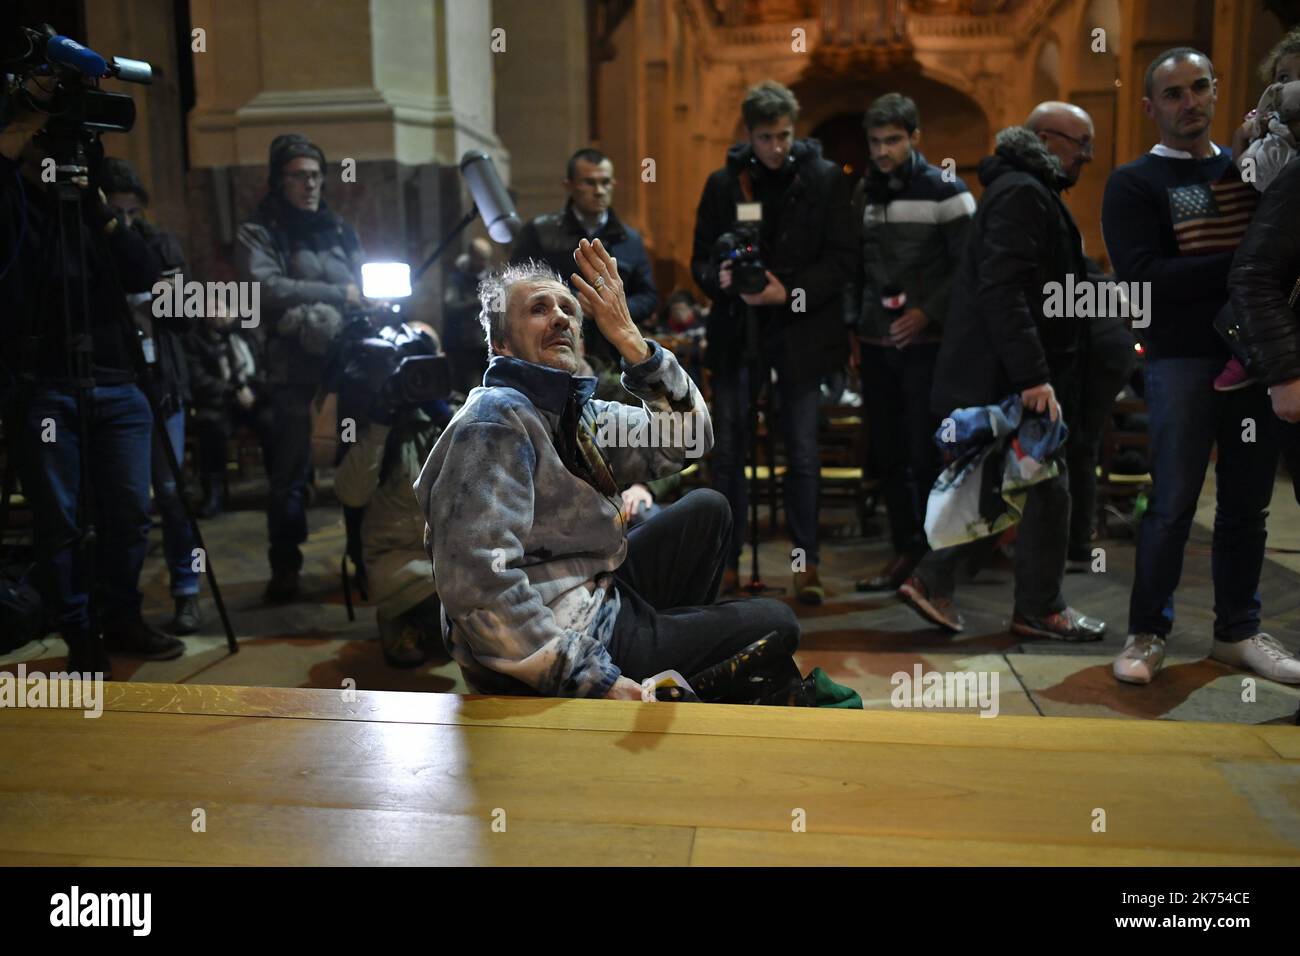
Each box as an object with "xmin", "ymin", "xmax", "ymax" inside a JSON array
[{"xmin": 1101, "ymin": 148, "xmax": 1257, "ymax": 359}]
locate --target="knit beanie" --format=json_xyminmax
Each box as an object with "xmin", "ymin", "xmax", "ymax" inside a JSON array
[{"xmin": 268, "ymin": 133, "xmax": 326, "ymax": 190}]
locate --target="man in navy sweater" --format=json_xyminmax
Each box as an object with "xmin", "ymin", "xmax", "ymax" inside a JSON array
[{"xmin": 1103, "ymin": 47, "xmax": 1299, "ymax": 686}]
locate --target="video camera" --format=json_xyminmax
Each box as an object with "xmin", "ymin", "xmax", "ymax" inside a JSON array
[
  {"xmin": 337, "ymin": 323, "xmax": 451, "ymax": 415},
  {"xmin": 711, "ymin": 221, "xmax": 767, "ymax": 296},
  {"xmin": 2, "ymin": 23, "xmax": 152, "ymax": 137}
]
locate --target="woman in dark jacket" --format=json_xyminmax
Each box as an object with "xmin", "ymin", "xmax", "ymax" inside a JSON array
[{"xmin": 1230, "ymin": 156, "xmax": 1300, "ymax": 493}]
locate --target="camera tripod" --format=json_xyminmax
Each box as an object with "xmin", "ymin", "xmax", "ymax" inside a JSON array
[
  {"xmin": 738, "ymin": 303, "xmax": 783, "ymax": 597},
  {"xmin": 0, "ymin": 130, "xmax": 237, "ymax": 666}
]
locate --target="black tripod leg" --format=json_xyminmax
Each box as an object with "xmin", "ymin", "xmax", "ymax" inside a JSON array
[{"xmin": 151, "ymin": 407, "xmax": 238, "ymax": 653}]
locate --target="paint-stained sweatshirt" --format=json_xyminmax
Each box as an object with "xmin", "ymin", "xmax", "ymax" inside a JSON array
[{"xmin": 414, "ymin": 340, "xmax": 711, "ymax": 698}]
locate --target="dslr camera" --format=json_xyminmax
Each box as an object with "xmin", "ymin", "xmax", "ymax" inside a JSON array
[{"xmin": 711, "ymin": 221, "xmax": 766, "ymax": 296}]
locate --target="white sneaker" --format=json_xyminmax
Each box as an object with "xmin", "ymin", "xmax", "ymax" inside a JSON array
[
  {"xmin": 1113, "ymin": 633, "xmax": 1166, "ymax": 684},
  {"xmin": 1210, "ymin": 633, "xmax": 1300, "ymax": 684}
]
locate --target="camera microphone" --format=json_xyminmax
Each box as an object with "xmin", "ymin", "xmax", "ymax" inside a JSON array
[
  {"xmin": 460, "ymin": 150, "xmax": 520, "ymax": 244},
  {"xmin": 44, "ymin": 35, "xmax": 107, "ymax": 77}
]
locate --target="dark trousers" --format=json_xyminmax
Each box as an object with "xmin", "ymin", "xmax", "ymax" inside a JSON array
[
  {"xmin": 1066, "ymin": 319, "xmax": 1136, "ymax": 558},
  {"xmin": 710, "ymin": 366, "xmax": 822, "ymax": 568},
  {"xmin": 914, "ymin": 463, "xmax": 1071, "ymax": 619},
  {"xmin": 20, "ymin": 383, "xmax": 153, "ymax": 641},
  {"xmin": 608, "ymin": 489, "xmax": 801, "ymax": 681},
  {"xmin": 859, "ymin": 342, "xmax": 941, "ymax": 556},
  {"xmin": 1128, "ymin": 357, "xmax": 1277, "ymax": 641},
  {"xmin": 195, "ymin": 404, "xmax": 275, "ymax": 477},
  {"xmin": 266, "ymin": 384, "xmax": 316, "ymax": 574}
]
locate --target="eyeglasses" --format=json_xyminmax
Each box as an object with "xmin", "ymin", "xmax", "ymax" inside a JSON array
[
  {"xmin": 283, "ymin": 170, "xmax": 323, "ymax": 185},
  {"xmin": 1037, "ymin": 128, "xmax": 1094, "ymax": 157}
]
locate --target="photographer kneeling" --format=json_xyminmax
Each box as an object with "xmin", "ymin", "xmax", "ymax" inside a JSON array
[
  {"xmin": 416, "ymin": 239, "xmax": 802, "ymax": 700},
  {"xmin": 334, "ymin": 321, "xmax": 451, "ymax": 668}
]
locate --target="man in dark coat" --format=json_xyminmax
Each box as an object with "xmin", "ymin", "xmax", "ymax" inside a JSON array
[
  {"xmin": 690, "ymin": 80, "xmax": 856, "ymax": 603},
  {"xmin": 510, "ymin": 148, "xmax": 657, "ymax": 362},
  {"xmin": 235, "ymin": 133, "xmax": 365, "ymax": 602},
  {"xmin": 897, "ymin": 103, "xmax": 1107, "ymax": 642}
]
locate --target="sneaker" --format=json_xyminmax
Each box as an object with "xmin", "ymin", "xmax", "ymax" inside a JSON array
[
  {"xmin": 793, "ymin": 566, "xmax": 825, "ymax": 605},
  {"xmin": 896, "ymin": 575, "xmax": 963, "ymax": 632},
  {"xmin": 855, "ymin": 553, "xmax": 922, "ymax": 593},
  {"xmin": 1113, "ymin": 633, "xmax": 1167, "ymax": 684},
  {"xmin": 172, "ymin": 595, "xmax": 202, "ymax": 635},
  {"xmin": 1210, "ymin": 633, "xmax": 1300, "ymax": 683},
  {"xmin": 1011, "ymin": 607, "xmax": 1106, "ymax": 642},
  {"xmin": 263, "ymin": 568, "xmax": 300, "ymax": 604},
  {"xmin": 103, "ymin": 616, "xmax": 185, "ymax": 661},
  {"xmin": 1213, "ymin": 357, "xmax": 1256, "ymax": 392}
]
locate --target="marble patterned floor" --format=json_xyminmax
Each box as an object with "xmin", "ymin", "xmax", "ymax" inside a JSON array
[{"xmin": 4, "ymin": 470, "xmax": 1299, "ymax": 725}]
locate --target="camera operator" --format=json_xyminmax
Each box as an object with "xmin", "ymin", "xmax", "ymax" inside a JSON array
[
  {"xmin": 334, "ymin": 321, "xmax": 452, "ymax": 668},
  {"xmin": 0, "ymin": 87, "xmax": 182, "ymax": 674},
  {"xmin": 101, "ymin": 156, "xmax": 204, "ymax": 636},
  {"xmin": 236, "ymin": 133, "xmax": 365, "ymax": 603},
  {"xmin": 690, "ymin": 80, "xmax": 856, "ymax": 602}
]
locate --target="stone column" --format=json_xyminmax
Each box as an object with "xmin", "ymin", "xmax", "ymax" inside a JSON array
[
  {"xmin": 182, "ymin": 0, "xmax": 507, "ymax": 327},
  {"xmin": 492, "ymin": 0, "xmax": 589, "ymax": 224}
]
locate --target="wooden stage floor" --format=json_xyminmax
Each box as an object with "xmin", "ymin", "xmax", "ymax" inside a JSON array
[{"xmin": 1, "ymin": 683, "xmax": 1297, "ymax": 866}]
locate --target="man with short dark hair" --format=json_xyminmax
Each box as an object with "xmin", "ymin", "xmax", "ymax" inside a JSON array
[
  {"xmin": 691, "ymin": 79, "xmax": 856, "ymax": 603},
  {"xmin": 510, "ymin": 148, "xmax": 657, "ymax": 361},
  {"xmin": 1103, "ymin": 48, "xmax": 1285, "ymax": 685},
  {"xmin": 847, "ymin": 92, "xmax": 975, "ymax": 593},
  {"xmin": 416, "ymin": 240, "xmax": 802, "ymax": 700}
]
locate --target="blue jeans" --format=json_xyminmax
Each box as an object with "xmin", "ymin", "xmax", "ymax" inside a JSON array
[
  {"xmin": 21, "ymin": 383, "xmax": 154, "ymax": 640},
  {"xmin": 710, "ymin": 367, "xmax": 822, "ymax": 568},
  {"xmin": 152, "ymin": 405, "xmax": 200, "ymax": 597},
  {"xmin": 1128, "ymin": 357, "xmax": 1278, "ymax": 640}
]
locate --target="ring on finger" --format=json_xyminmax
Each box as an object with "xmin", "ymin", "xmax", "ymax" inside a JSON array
[{"xmin": 594, "ymin": 275, "xmax": 606, "ymax": 292}]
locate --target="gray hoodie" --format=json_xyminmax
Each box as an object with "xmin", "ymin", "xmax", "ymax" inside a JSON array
[{"xmin": 414, "ymin": 340, "xmax": 711, "ymax": 697}]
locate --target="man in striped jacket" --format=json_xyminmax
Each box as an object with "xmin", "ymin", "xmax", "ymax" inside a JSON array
[{"xmin": 846, "ymin": 93, "xmax": 976, "ymax": 593}]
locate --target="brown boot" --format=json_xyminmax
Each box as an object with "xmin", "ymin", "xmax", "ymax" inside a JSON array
[{"xmin": 793, "ymin": 566, "xmax": 825, "ymax": 605}]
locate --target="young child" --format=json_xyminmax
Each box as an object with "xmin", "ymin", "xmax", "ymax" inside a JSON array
[{"xmin": 1217, "ymin": 79, "xmax": 1300, "ymax": 391}]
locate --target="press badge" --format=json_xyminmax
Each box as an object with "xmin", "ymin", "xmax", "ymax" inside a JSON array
[{"xmin": 736, "ymin": 201, "xmax": 762, "ymax": 222}]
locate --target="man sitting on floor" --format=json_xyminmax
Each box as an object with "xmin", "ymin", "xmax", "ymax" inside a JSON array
[{"xmin": 415, "ymin": 239, "xmax": 801, "ymax": 699}]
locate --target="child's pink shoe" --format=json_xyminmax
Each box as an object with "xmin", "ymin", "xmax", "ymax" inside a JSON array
[{"xmin": 1214, "ymin": 357, "xmax": 1257, "ymax": 392}]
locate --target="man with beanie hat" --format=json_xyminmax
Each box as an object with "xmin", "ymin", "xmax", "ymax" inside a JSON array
[
  {"xmin": 236, "ymin": 133, "xmax": 365, "ymax": 602},
  {"xmin": 101, "ymin": 156, "xmax": 203, "ymax": 637}
]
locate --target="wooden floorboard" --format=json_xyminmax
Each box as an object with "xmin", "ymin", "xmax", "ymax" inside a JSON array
[{"xmin": 1, "ymin": 683, "xmax": 1297, "ymax": 865}]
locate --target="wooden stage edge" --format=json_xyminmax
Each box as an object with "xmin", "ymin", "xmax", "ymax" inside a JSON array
[{"xmin": 0, "ymin": 682, "xmax": 1297, "ymax": 866}]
